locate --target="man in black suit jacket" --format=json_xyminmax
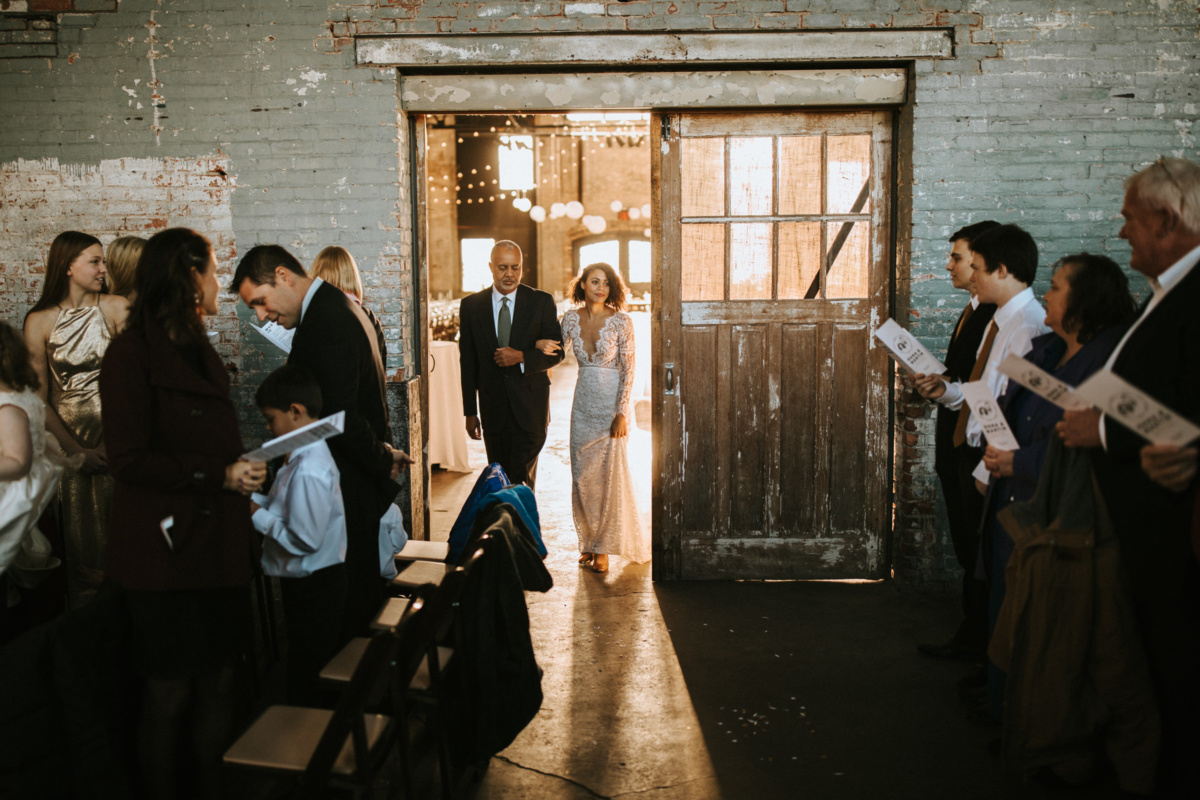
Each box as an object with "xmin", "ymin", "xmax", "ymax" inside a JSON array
[
  {"xmin": 919, "ymin": 221, "xmax": 1000, "ymax": 661},
  {"xmin": 1059, "ymin": 158, "xmax": 1200, "ymax": 794},
  {"xmin": 233, "ymin": 245, "xmax": 410, "ymax": 638},
  {"xmin": 459, "ymin": 240, "xmax": 563, "ymax": 488}
]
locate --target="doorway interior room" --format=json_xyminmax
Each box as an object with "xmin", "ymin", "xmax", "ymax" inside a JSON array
[
  {"xmin": 416, "ymin": 109, "xmax": 893, "ymax": 583},
  {"xmin": 421, "ymin": 113, "xmax": 654, "ymax": 540}
]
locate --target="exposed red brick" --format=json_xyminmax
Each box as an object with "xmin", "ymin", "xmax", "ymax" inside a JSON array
[{"xmin": 27, "ymin": 0, "xmax": 71, "ymax": 12}]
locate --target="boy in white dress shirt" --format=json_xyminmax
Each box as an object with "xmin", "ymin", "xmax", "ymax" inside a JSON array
[{"xmin": 250, "ymin": 364, "xmax": 347, "ymax": 705}]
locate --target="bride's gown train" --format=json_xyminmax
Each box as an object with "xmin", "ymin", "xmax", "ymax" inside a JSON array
[{"xmin": 563, "ymin": 309, "xmax": 650, "ymax": 564}]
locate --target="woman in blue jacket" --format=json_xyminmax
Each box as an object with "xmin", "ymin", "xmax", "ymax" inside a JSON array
[{"xmin": 977, "ymin": 253, "xmax": 1136, "ymax": 728}]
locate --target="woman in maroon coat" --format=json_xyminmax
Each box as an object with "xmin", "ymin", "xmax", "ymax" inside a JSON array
[{"xmin": 100, "ymin": 228, "xmax": 265, "ymax": 800}]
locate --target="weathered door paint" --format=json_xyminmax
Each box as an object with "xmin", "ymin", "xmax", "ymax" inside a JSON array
[{"xmin": 652, "ymin": 110, "xmax": 893, "ymax": 580}]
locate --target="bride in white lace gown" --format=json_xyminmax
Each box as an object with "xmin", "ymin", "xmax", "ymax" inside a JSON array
[{"xmin": 538, "ymin": 263, "xmax": 649, "ymax": 572}]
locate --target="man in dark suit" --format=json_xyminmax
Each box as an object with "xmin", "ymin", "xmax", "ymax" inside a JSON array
[
  {"xmin": 1059, "ymin": 158, "xmax": 1200, "ymax": 794},
  {"xmin": 232, "ymin": 245, "xmax": 410, "ymax": 637},
  {"xmin": 459, "ymin": 240, "xmax": 563, "ymax": 489},
  {"xmin": 919, "ymin": 221, "xmax": 1000, "ymax": 661}
]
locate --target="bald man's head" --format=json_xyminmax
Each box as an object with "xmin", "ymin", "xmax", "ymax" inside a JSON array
[{"xmin": 488, "ymin": 240, "xmax": 523, "ymax": 294}]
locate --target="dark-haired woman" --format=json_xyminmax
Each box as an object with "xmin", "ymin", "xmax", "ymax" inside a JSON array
[
  {"xmin": 538, "ymin": 262, "xmax": 649, "ymax": 573},
  {"xmin": 976, "ymin": 254, "xmax": 1143, "ymax": 780},
  {"xmin": 24, "ymin": 231, "xmax": 129, "ymax": 605},
  {"xmin": 99, "ymin": 228, "xmax": 265, "ymax": 800}
]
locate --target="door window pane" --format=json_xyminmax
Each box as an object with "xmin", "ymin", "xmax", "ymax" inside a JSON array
[
  {"xmin": 628, "ymin": 240, "xmax": 651, "ymax": 284},
  {"xmin": 779, "ymin": 136, "xmax": 821, "ymax": 215},
  {"xmin": 729, "ymin": 223, "xmax": 773, "ymax": 300},
  {"xmin": 827, "ymin": 135, "xmax": 871, "ymax": 214},
  {"xmin": 681, "ymin": 137, "xmax": 725, "ymax": 218},
  {"xmin": 498, "ymin": 135, "xmax": 535, "ymax": 191},
  {"xmin": 461, "ymin": 237, "xmax": 496, "ymax": 292},
  {"xmin": 729, "ymin": 137, "xmax": 773, "ymax": 217},
  {"xmin": 579, "ymin": 240, "xmax": 621, "ymax": 275},
  {"xmin": 777, "ymin": 222, "xmax": 822, "ymax": 299},
  {"xmin": 681, "ymin": 223, "xmax": 725, "ymax": 301},
  {"xmin": 824, "ymin": 221, "xmax": 870, "ymax": 299}
]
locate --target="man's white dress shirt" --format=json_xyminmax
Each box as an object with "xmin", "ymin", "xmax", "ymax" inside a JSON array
[
  {"xmin": 938, "ymin": 286, "xmax": 1050, "ymax": 448},
  {"xmin": 299, "ymin": 276, "xmax": 324, "ymax": 324},
  {"xmin": 491, "ymin": 285, "xmax": 524, "ymax": 373}
]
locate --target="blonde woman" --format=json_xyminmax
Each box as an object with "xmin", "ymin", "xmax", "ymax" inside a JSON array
[
  {"xmin": 105, "ymin": 236, "xmax": 146, "ymax": 301},
  {"xmin": 309, "ymin": 246, "xmax": 387, "ymax": 369}
]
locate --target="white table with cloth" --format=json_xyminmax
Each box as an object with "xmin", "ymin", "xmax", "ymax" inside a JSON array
[{"xmin": 427, "ymin": 340, "xmax": 472, "ymax": 472}]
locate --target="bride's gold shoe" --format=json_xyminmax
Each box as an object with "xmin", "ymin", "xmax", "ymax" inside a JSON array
[
  {"xmin": 591, "ymin": 554, "xmax": 609, "ymax": 573},
  {"xmin": 578, "ymin": 552, "xmax": 594, "ymax": 565}
]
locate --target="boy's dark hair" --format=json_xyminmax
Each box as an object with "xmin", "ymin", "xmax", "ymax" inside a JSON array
[
  {"xmin": 229, "ymin": 244, "xmax": 306, "ymax": 294},
  {"xmin": 0, "ymin": 321, "xmax": 39, "ymax": 392},
  {"xmin": 969, "ymin": 223, "xmax": 1039, "ymax": 286},
  {"xmin": 949, "ymin": 220, "xmax": 1001, "ymax": 245},
  {"xmin": 255, "ymin": 363, "xmax": 323, "ymax": 418}
]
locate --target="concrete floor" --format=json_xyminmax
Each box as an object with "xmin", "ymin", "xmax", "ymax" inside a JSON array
[{"xmin": 430, "ymin": 354, "xmax": 1127, "ymax": 800}]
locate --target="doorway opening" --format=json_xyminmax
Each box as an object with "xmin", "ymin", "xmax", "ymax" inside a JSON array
[
  {"xmin": 422, "ymin": 113, "xmax": 654, "ymax": 548},
  {"xmin": 415, "ymin": 108, "xmax": 893, "ymax": 584}
]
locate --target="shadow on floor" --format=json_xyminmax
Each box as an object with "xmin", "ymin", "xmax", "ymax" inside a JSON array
[{"xmin": 655, "ymin": 580, "xmax": 1126, "ymax": 800}]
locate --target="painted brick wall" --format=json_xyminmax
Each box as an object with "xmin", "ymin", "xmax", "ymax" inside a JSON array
[
  {"xmin": 0, "ymin": 154, "xmax": 238, "ymax": 353},
  {"xmin": 3, "ymin": 0, "xmax": 1199, "ymax": 587},
  {"xmin": 0, "ymin": 0, "xmax": 413, "ymax": 452}
]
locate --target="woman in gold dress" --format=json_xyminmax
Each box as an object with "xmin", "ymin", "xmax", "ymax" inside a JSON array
[{"xmin": 24, "ymin": 231, "xmax": 130, "ymax": 604}]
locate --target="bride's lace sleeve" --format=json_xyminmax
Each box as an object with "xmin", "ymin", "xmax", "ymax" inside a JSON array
[
  {"xmin": 615, "ymin": 313, "xmax": 635, "ymax": 417},
  {"xmin": 561, "ymin": 309, "xmax": 576, "ymax": 354}
]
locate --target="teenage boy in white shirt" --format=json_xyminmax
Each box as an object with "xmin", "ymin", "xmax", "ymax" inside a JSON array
[{"xmin": 913, "ymin": 223, "xmax": 1051, "ymax": 477}]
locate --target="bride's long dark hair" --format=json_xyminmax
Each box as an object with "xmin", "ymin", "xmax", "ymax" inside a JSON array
[{"xmin": 569, "ymin": 262, "xmax": 627, "ymax": 311}]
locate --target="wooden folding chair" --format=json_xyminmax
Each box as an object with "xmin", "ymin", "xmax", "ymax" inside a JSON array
[
  {"xmin": 391, "ymin": 558, "xmax": 454, "ymax": 593},
  {"xmin": 395, "ymin": 539, "xmax": 450, "ymax": 563},
  {"xmin": 223, "ymin": 630, "xmax": 398, "ymax": 800},
  {"xmin": 390, "ymin": 578, "xmax": 463, "ymax": 800}
]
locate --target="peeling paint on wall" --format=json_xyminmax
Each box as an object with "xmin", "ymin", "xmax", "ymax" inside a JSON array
[
  {"xmin": 146, "ymin": 12, "xmax": 165, "ymax": 145},
  {"xmin": 295, "ymin": 69, "xmax": 327, "ymax": 96},
  {"xmin": 0, "ymin": 155, "xmax": 239, "ymax": 364}
]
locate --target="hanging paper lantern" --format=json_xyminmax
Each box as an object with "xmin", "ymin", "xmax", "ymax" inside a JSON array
[
  {"xmin": 550, "ymin": 202, "xmax": 566, "ymax": 219},
  {"xmin": 513, "ymin": 197, "xmax": 532, "ymax": 212},
  {"xmin": 529, "ymin": 205, "xmax": 547, "ymax": 223},
  {"xmin": 584, "ymin": 215, "xmax": 607, "ymax": 234},
  {"xmin": 609, "ymin": 200, "xmax": 624, "ymax": 213},
  {"xmin": 628, "ymin": 207, "xmax": 641, "ymax": 220},
  {"xmin": 640, "ymin": 203, "xmax": 651, "ymax": 218},
  {"xmin": 643, "ymin": 227, "xmax": 651, "ymax": 237},
  {"xmin": 565, "ymin": 201, "xmax": 585, "ymax": 219}
]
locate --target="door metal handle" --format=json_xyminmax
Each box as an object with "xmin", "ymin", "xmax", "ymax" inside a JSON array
[{"xmin": 665, "ymin": 362, "xmax": 676, "ymax": 395}]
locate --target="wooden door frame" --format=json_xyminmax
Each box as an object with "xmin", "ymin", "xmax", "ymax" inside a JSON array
[{"xmin": 403, "ymin": 74, "xmax": 909, "ymax": 573}]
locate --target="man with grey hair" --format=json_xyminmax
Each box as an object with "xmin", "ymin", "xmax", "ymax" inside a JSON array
[
  {"xmin": 459, "ymin": 240, "xmax": 563, "ymax": 488},
  {"xmin": 1059, "ymin": 157, "xmax": 1200, "ymax": 795}
]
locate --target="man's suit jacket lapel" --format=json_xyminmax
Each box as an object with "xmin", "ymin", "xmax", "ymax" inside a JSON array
[
  {"xmin": 949, "ymin": 304, "xmax": 971, "ymax": 349},
  {"xmin": 510, "ymin": 284, "xmax": 535, "ymax": 346},
  {"xmin": 478, "ymin": 290, "xmax": 498, "ymax": 351}
]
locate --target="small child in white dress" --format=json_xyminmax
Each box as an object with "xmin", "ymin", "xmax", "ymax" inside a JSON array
[{"xmin": 0, "ymin": 322, "xmax": 66, "ymax": 613}]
